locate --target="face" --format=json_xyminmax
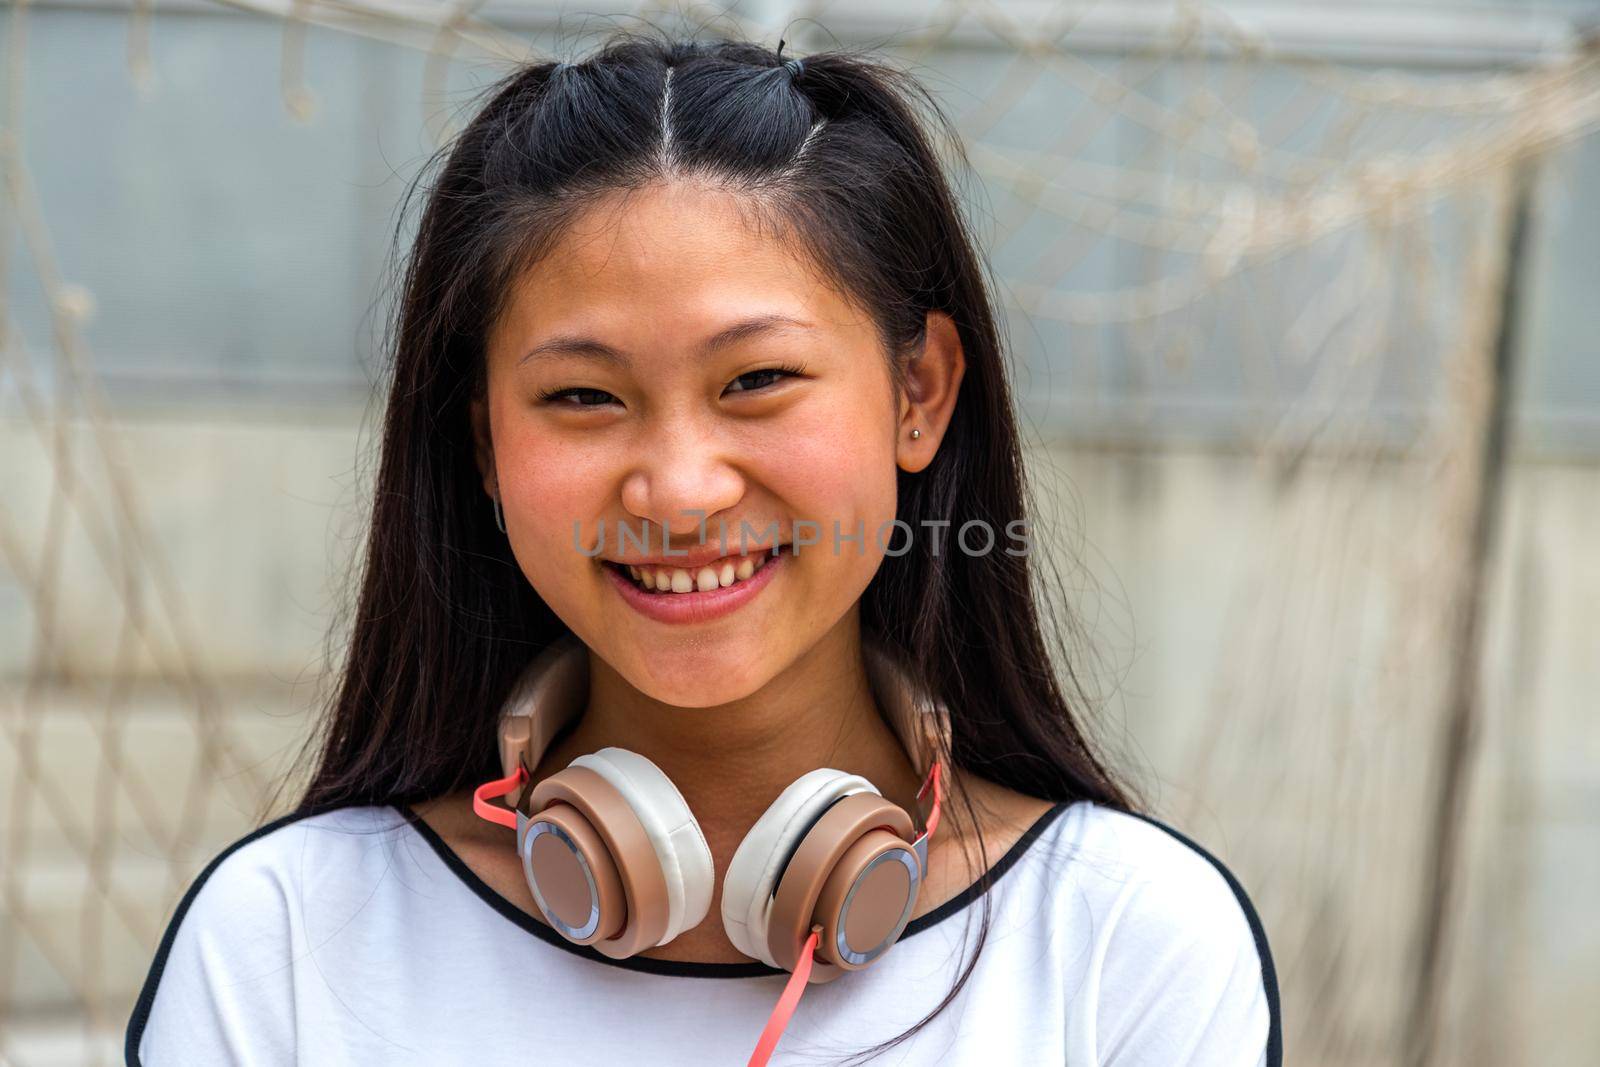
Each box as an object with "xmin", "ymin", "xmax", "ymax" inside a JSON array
[{"xmin": 476, "ymin": 182, "xmax": 911, "ymax": 706}]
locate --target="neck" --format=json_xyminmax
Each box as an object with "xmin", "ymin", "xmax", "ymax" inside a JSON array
[{"xmin": 530, "ymin": 618, "xmax": 928, "ymax": 853}]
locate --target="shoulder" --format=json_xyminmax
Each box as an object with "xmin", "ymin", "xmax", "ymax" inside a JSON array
[
  {"xmin": 1033, "ymin": 803, "xmax": 1283, "ymax": 1067},
  {"xmin": 1047, "ymin": 803, "xmax": 1269, "ymax": 938},
  {"xmin": 138, "ymin": 803, "xmax": 410, "ymax": 943},
  {"xmin": 125, "ymin": 804, "xmax": 408, "ymax": 1066}
]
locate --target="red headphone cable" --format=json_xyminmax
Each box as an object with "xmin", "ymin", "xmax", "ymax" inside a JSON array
[{"xmin": 746, "ymin": 926, "xmax": 821, "ymax": 1067}]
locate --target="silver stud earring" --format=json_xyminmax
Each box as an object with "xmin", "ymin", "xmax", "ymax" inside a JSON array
[
  {"xmin": 910, "ymin": 427, "xmax": 922, "ymax": 440},
  {"xmin": 493, "ymin": 494, "xmax": 506, "ymax": 534}
]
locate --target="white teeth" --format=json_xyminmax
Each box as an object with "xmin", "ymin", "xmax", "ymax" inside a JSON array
[{"xmin": 620, "ymin": 549, "xmax": 777, "ymax": 595}]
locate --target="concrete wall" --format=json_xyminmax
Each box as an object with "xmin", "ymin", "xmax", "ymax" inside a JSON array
[{"xmin": 2, "ymin": 407, "xmax": 1594, "ymax": 1064}]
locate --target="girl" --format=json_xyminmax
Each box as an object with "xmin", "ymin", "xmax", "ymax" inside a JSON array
[{"xmin": 127, "ymin": 32, "xmax": 1279, "ymax": 1067}]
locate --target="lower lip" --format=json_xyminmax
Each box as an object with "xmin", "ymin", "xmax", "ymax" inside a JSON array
[{"xmin": 604, "ymin": 549, "xmax": 785, "ymax": 625}]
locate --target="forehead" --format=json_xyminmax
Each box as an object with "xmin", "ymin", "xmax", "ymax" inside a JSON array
[{"xmin": 489, "ymin": 182, "xmax": 875, "ymax": 358}]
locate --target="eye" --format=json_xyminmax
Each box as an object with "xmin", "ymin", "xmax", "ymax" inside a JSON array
[
  {"xmin": 724, "ymin": 362, "xmax": 807, "ymax": 396},
  {"xmin": 536, "ymin": 362, "xmax": 808, "ymax": 407},
  {"xmin": 536, "ymin": 386, "xmax": 618, "ymax": 408}
]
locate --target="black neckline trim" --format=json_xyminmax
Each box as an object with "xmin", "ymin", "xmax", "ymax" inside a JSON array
[{"xmin": 392, "ymin": 798, "xmax": 1073, "ymax": 979}]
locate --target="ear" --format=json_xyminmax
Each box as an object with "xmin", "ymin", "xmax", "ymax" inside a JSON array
[
  {"xmin": 897, "ymin": 309, "xmax": 965, "ymax": 474},
  {"xmin": 469, "ymin": 393, "xmax": 498, "ymax": 497}
]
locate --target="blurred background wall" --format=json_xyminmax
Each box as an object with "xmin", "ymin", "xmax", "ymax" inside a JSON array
[{"xmin": 1, "ymin": 1, "xmax": 1597, "ymax": 1064}]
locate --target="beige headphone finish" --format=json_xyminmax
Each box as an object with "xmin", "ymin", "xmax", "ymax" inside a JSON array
[{"xmin": 491, "ymin": 635, "xmax": 949, "ymax": 983}]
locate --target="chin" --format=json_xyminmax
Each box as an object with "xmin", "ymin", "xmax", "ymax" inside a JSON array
[{"xmin": 620, "ymin": 633, "xmax": 786, "ymax": 705}]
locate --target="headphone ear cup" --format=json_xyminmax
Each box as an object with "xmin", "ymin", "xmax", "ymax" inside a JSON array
[
  {"xmin": 767, "ymin": 792, "xmax": 917, "ymax": 979},
  {"xmin": 517, "ymin": 801, "xmax": 627, "ymax": 945},
  {"xmin": 569, "ymin": 748, "xmax": 715, "ymax": 945},
  {"xmin": 720, "ymin": 769, "xmax": 877, "ymax": 967},
  {"xmin": 809, "ymin": 819, "xmax": 921, "ymax": 972},
  {"xmin": 524, "ymin": 763, "xmax": 675, "ymax": 958}
]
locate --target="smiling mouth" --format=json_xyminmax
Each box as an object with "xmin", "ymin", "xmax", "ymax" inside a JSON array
[{"xmin": 604, "ymin": 545, "xmax": 783, "ymax": 595}]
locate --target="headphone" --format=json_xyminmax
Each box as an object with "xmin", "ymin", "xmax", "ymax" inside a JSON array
[{"xmin": 471, "ymin": 635, "xmax": 947, "ymax": 1061}]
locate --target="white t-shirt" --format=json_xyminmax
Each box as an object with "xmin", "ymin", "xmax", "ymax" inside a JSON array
[{"xmin": 126, "ymin": 799, "xmax": 1280, "ymax": 1066}]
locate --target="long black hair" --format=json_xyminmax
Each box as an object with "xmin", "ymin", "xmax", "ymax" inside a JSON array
[{"xmin": 288, "ymin": 28, "xmax": 1135, "ymax": 1064}]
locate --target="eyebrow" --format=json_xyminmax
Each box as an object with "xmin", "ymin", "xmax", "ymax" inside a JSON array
[{"xmin": 518, "ymin": 313, "xmax": 816, "ymax": 367}]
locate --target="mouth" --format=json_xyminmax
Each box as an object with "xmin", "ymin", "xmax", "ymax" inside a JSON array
[
  {"xmin": 601, "ymin": 544, "xmax": 789, "ymax": 625},
  {"xmin": 602, "ymin": 544, "xmax": 785, "ymax": 595}
]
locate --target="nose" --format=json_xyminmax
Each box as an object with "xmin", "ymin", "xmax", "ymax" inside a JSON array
[{"xmin": 619, "ymin": 416, "xmax": 745, "ymax": 544}]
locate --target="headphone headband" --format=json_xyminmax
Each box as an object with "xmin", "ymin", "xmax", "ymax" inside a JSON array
[{"xmin": 496, "ymin": 635, "xmax": 951, "ymax": 789}]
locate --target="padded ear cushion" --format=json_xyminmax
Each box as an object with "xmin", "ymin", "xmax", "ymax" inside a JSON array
[
  {"xmin": 721, "ymin": 769, "xmax": 878, "ymax": 968},
  {"xmin": 569, "ymin": 748, "xmax": 714, "ymax": 945}
]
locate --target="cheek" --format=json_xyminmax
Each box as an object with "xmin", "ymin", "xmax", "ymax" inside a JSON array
[
  {"xmin": 492, "ymin": 417, "xmax": 613, "ymax": 591},
  {"xmin": 767, "ymin": 393, "xmax": 900, "ymax": 567}
]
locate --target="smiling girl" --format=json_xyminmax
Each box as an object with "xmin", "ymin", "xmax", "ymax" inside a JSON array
[{"xmin": 127, "ymin": 33, "xmax": 1279, "ymax": 1067}]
